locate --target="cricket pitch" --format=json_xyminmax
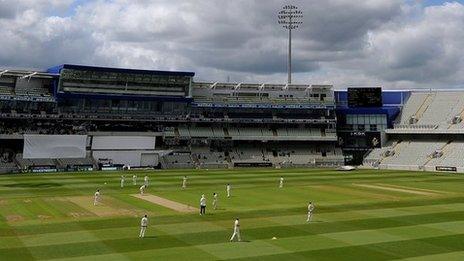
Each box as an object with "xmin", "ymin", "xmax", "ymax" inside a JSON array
[{"xmin": 132, "ymin": 194, "xmax": 197, "ymax": 213}]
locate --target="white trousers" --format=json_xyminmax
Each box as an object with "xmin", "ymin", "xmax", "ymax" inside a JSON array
[
  {"xmin": 227, "ymin": 190, "xmax": 230, "ymax": 197},
  {"xmin": 94, "ymin": 198, "xmax": 99, "ymax": 206},
  {"xmin": 213, "ymin": 200, "xmax": 217, "ymax": 210},
  {"xmin": 307, "ymin": 212, "xmax": 313, "ymax": 222},
  {"xmin": 279, "ymin": 182, "xmax": 283, "ymax": 188},
  {"xmin": 139, "ymin": 226, "xmax": 147, "ymax": 238},
  {"xmin": 230, "ymin": 228, "xmax": 241, "ymax": 241}
]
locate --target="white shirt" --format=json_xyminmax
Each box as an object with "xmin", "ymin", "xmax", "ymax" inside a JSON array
[
  {"xmin": 200, "ymin": 197, "xmax": 206, "ymax": 206},
  {"xmin": 214, "ymin": 194, "xmax": 218, "ymax": 200},
  {"xmin": 94, "ymin": 191, "xmax": 100, "ymax": 198},
  {"xmin": 227, "ymin": 185, "xmax": 231, "ymax": 191},
  {"xmin": 234, "ymin": 219, "xmax": 240, "ymax": 229},
  {"xmin": 280, "ymin": 177, "xmax": 284, "ymax": 182},
  {"xmin": 133, "ymin": 175, "xmax": 137, "ymax": 180},
  {"xmin": 144, "ymin": 176, "xmax": 149, "ymax": 181},
  {"xmin": 141, "ymin": 217, "xmax": 148, "ymax": 227},
  {"xmin": 308, "ymin": 204, "xmax": 314, "ymax": 212},
  {"xmin": 140, "ymin": 185, "xmax": 145, "ymax": 191}
]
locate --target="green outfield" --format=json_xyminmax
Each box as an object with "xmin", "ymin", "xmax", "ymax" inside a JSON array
[{"xmin": 1, "ymin": 168, "xmax": 464, "ymax": 260}]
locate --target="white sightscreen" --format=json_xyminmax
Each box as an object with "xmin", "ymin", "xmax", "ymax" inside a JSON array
[
  {"xmin": 23, "ymin": 135, "xmax": 87, "ymax": 159},
  {"xmin": 92, "ymin": 136, "xmax": 156, "ymax": 150}
]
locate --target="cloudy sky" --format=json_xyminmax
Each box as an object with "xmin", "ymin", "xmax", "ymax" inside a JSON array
[{"xmin": 1, "ymin": 0, "xmax": 464, "ymax": 89}]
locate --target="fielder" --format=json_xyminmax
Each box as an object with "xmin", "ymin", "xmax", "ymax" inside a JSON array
[
  {"xmin": 133, "ymin": 174, "xmax": 137, "ymax": 185},
  {"xmin": 200, "ymin": 194, "xmax": 206, "ymax": 215},
  {"xmin": 279, "ymin": 176, "xmax": 284, "ymax": 188},
  {"xmin": 226, "ymin": 184, "xmax": 231, "ymax": 198},
  {"xmin": 212, "ymin": 192, "xmax": 218, "ymax": 210},
  {"xmin": 144, "ymin": 175, "xmax": 149, "ymax": 187},
  {"xmin": 230, "ymin": 218, "xmax": 241, "ymax": 242},
  {"xmin": 182, "ymin": 176, "xmax": 187, "ymax": 189},
  {"xmin": 140, "ymin": 184, "xmax": 146, "ymax": 195},
  {"xmin": 307, "ymin": 202, "xmax": 315, "ymax": 222},
  {"xmin": 120, "ymin": 175, "xmax": 125, "ymax": 188},
  {"xmin": 94, "ymin": 189, "xmax": 101, "ymax": 206},
  {"xmin": 139, "ymin": 215, "xmax": 148, "ymax": 238}
]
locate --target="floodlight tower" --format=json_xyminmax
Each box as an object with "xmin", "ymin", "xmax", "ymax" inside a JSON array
[{"xmin": 278, "ymin": 5, "xmax": 303, "ymax": 84}]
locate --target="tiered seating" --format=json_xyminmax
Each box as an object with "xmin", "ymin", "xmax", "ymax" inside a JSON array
[
  {"xmin": 178, "ymin": 127, "xmax": 190, "ymax": 137},
  {"xmin": 228, "ymin": 127, "xmax": 240, "ymax": 136},
  {"xmin": 363, "ymin": 146, "xmax": 392, "ymax": 166},
  {"xmin": 395, "ymin": 91, "xmax": 464, "ymax": 129},
  {"xmin": 270, "ymin": 145, "xmax": 344, "ymax": 167},
  {"xmin": 417, "ymin": 92, "xmax": 464, "ymax": 128},
  {"xmin": 381, "ymin": 141, "xmax": 446, "ymax": 167},
  {"xmin": 211, "ymin": 127, "xmax": 225, "ymax": 138},
  {"xmin": 236, "ymin": 128, "xmax": 263, "ymax": 137},
  {"xmin": 230, "ymin": 147, "xmax": 267, "ymax": 163},
  {"xmin": 189, "ymin": 127, "xmax": 213, "ymax": 137},
  {"xmin": 426, "ymin": 142, "xmax": 464, "ymax": 168},
  {"xmin": 0, "ymin": 162, "xmax": 18, "ymax": 173},
  {"xmin": 193, "ymin": 151, "xmax": 228, "ymax": 168},
  {"xmin": 171, "ymin": 127, "xmax": 334, "ymax": 141},
  {"xmin": 162, "ymin": 154, "xmax": 194, "ymax": 169},
  {"xmin": 15, "ymin": 80, "xmax": 51, "ymax": 97},
  {"xmin": 0, "ymin": 77, "xmax": 15, "ymax": 95},
  {"xmin": 0, "ymin": 86, "xmax": 14, "ymax": 95},
  {"xmin": 397, "ymin": 92, "xmax": 429, "ymax": 124}
]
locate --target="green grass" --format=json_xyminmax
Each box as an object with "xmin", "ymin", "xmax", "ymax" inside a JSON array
[{"xmin": 1, "ymin": 168, "xmax": 464, "ymax": 260}]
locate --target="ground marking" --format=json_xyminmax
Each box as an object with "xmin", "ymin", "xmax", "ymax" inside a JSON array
[{"xmin": 352, "ymin": 183, "xmax": 440, "ymax": 196}]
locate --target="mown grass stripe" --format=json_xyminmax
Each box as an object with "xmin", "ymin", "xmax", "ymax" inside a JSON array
[{"xmin": 231, "ymin": 233, "xmax": 464, "ymax": 260}]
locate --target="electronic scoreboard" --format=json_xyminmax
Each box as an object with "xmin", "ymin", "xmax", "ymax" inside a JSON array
[{"xmin": 348, "ymin": 87, "xmax": 382, "ymax": 107}]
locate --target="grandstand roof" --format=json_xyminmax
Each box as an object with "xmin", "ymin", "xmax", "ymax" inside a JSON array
[
  {"xmin": 0, "ymin": 69, "xmax": 58, "ymax": 79},
  {"xmin": 47, "ymin": 64, "xmax": 195, "ymax": 77}
]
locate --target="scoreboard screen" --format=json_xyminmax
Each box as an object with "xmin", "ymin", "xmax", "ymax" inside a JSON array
[{"xmin": 348, "ymin": 87, "xmax": 382, "ymax": 107}]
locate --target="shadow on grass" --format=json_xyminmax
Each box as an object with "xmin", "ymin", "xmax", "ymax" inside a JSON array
[
  {"xmin": 4, "ymin": 183, "xmax": 62, "ymax": 188},
  {"xmin": 141, "ymin": 236, "xmax": 157, "ymax": 239}
]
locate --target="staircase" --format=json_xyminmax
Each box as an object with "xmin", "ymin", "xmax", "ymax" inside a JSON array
[
  {"xmin": 413, "ymin": 92, "xmax": 435, "ymax": 123},
  {"xmin": 423, "ymin": 141, "xmax": 452, "ymax": 167},
  {"xmin": 379, "ymin": 141, "xmax": 401, "ymax": 164}
]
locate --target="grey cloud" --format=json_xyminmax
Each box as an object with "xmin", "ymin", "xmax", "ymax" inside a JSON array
[
  {"xmin": 1, "ymin": 0, "xmax": 464, "ymax": 89},
  {"xmin": 365, "ymin": 2, "xmax": 464, "ymax": 85}
]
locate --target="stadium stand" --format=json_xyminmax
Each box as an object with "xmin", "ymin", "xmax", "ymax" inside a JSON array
[
  {"xmin": 0, "ymin": 64, "xmax": 344, "ymax": 172},
  {"xmin": 5, "ymin": 65, "xmax": 464, "ymax": 173},
  {"xmin": 0, "ymin": 148, "xmax": 18, "ymax": 173},
  {"xmin": 362, "ymin": 90, "xmax": 464, "ymax": 172},
  {"xmin": 425, "ymin": 142, "xmax": 464, "ymax": 170},
  {"xmin": 161, "ymin": 153, "xmax": 195, "ymax": 169},
  {"xmin": 191, "ymin": 147, "xmax": 228, "ymax": 168},
  {"xmin": 379, "ymin": 141, "xmax": 447, "ymax": 169},
  {"xmin": 395, "ymin": 92, "xmax": 431, "ymax": 125}
]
